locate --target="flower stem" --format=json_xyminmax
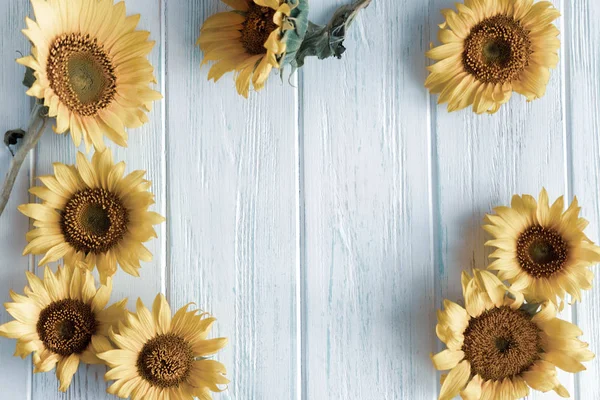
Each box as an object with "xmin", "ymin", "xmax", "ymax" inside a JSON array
[{"xmin": 0, "ymin": 102, "xmax": 49, "ymax": 217}]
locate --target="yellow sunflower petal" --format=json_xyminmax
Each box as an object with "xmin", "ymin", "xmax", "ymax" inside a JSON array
[
  {"xmin": 439, "ymin": 360, "xmax": 470, "ymax": 400},
  {"xmin": 201, "ymin": 12, "xmax": 246, "ymax": 31},
  {"xmin": 430, "ymin": 349, "xmax": 465, "ymax": 370},
  {"xmin": 254, "ymin": 0, "xmax": 280, "ymax": 9},
  {"xmin": 542, "ymin": 351, "xmax": 586, "ymax": 373},
  {"xmin": 152, "ymin": 293, "xmax": 172, "ymax": 334},
  {"xmin": 522, "ymin": 362, "xmax": 557, "ymax": 392},
  {"xmin": 460, "ymin": 374, "xmax": 482, "ymax": 400},
  {"xmin": 56, "ymin": 354, "xmax": 80, "ymax": 392}
]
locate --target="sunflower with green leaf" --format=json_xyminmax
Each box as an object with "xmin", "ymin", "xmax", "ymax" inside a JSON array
[
  {"xmin": 197, "ymin": 0, "xmax": 374, "ymax": 97},
  {"xmin": 198, "ymin": 0, "xmax": 309, "ymax": 97}
]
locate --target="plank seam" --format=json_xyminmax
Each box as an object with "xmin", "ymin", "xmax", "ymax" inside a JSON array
[
  {"xmin": 27, "ymin": 97, "xmax": 35, "ymax": 400},
  {"xmin": 427, "ymin": 1, "xmax": 442, "ymax": 397},
  {"xmin": 427, "ymin": 88, "xmax": 442, "ymax": 400},
  {"xmin": 560, "ymin": 0, "xmax": 577, "ymax": 397},
  {"xmin": 296, "ymin": 67, "xmax": 307, "ymax": 400},
  {"xmin": 160, "ymin": 0, "xmax": 170, "ymax": 300}
]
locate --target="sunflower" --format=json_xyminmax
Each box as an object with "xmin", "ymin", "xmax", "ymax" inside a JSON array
[
  {"xmin": 433, "ymin": 269, "xmax": 593, "ymax": 400},
  {"xmin": 484, "ymin": 188, "xmax": 600, "ymax": 305},
  {"xmin": 198, "ymin": 0, "xmax": 309, "ymax": 98},
  {"xmin": 425, "ymin": 0, "xmax": 560, "ymax": 114},
  {"xmin": 0, "ymin": 265, "xmax": 127, "ymax": 392},
  {"xmin": 19, "ymin": 149, "xmax": 165, "ymax": 284},
  {"xmin": 98, "ymin": 294, "xmax": 228, "ymax": 400},
  {"xmin": 17, "ymin": 0, "xmax": 162, "ymax": 151}
]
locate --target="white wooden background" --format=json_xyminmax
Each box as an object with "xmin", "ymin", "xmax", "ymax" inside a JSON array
[{"xmin": 0, "ymin": 0, "xmax": 598, "ymax": 399}]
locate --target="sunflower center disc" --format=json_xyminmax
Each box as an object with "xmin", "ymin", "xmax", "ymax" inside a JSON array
[
  {"xmin": 37, "ymin": 299, "xmax": 97, "ymax": 356},
  {"xmin": 61, "ymin": 188, "xmax": 129, "ymax": 254},
  {"xmin": 47, "ymin": 33, "xmax": 117, "ymax": 117},
  {"xmin": 80, "ymin": 203, "xmax": 111, "ymax": 236},
  {"xmin": 463, "ymin": 15, "xmax": 532, "ymax": 84},
  {"xmin": 517, "ymin": 225, "xmax": 568, "ymax": 278},
  {"xmin": 241, "ymin": 3, "xmax": 278, "ymax": 55},
  {"xmin": 462, "ymin": 307, "xmax": 541, "ymax": 381},
  {"xmin": 137, "ymin": 334, "xmax": 194, "ymax": 388}
]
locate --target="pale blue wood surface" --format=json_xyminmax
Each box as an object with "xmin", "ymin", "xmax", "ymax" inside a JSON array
[{"xmin": 0, "ymin": 0, "xmax": 598, "ymax": 399}]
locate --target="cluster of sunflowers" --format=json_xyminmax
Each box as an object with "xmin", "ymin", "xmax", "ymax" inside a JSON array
[
  {"xmin": 0, "ymin": 0, "xmax": 375, "ymax": 397},
  {"xmin": 433, "ymin": 189, "xmax": 600, "ymax": 400},
  {"xmin": 1, "ymin": 0, "xmax": 235, "ymax": 398},
  {"xmin": 0, "ymin": 0, "xmax": 582, "ymax": 399}
]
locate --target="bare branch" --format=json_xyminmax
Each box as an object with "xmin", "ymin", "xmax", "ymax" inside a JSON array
[{"xmin": 0, "ymin": 102, "xmax": 49, "ymax": 217}]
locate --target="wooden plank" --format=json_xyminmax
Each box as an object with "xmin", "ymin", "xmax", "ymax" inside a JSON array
[
  {"xmin": 430, "ymin": 0, "xmax": 571, "ymax": 398},
  {"xmin": 30, "ymin": 0, "xmax": 165, "ymax": 398},
  {"xmin": 302, "ymin": 1, "xmax": 436, "ymax": 398},
  {"xmin": 0, "ymin": 1, "xmax": 35, "ymax": 399},
  {"xmin": 166, "ymin": 2, "xmax": 299, "ymax": 399},
  {"xmin": 565, "ymin": 0, "xmax": 600, "ymax": 399}
]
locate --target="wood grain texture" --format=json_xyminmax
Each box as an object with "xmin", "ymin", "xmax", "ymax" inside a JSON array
[
  {"xmin": 301, "ymin": 1, "xmax": 436, "ymax": 399},
  {"xmin": 165, "ymin": 2, "xmax": 299, "ymax": 400},
  {"xmin": 0, "ymin": 0, "xmax": 597, "ymax": 399},
  {"xmin": 565, "ymin": 0, "xmax": 600, "ymax": 399},
  {"xmin": 0, "ymin": 2, "xmax": 35, "ymax": 398}
]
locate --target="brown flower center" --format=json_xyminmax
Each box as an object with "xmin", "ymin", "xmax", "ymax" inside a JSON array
[
  {"xmin": 37, "ymin": 299, "xmax": 97, "ymax": 356},
  {"xmin": 241, "ymin": 3, "xmax": 278, "ymax": 55},
  {"xmin": 462, "ymin": 307, "xmax": 541, "ymax": 381},
  {"xmin": 61, "ymin": 188, "xmax": 129, "ymax": 254},
  {"xmin": 463, "ymin": 15, "xmax": 532, "ymax": 84},
  {"xmin": 137, "ymin": 334, "xmax": 194, "ymax": 388},
  {"xmin": 47, "ymin": 33, "xmax": 117, "ymax": 117},
  {"xmin": 517, "ymin": 225, "xmax": 568, "ymax": 278}
]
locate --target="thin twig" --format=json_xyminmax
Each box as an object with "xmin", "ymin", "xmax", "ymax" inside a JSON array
[{"xmin": 0, "ymin": 102, "xmax": 49, "ymax": 217}]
